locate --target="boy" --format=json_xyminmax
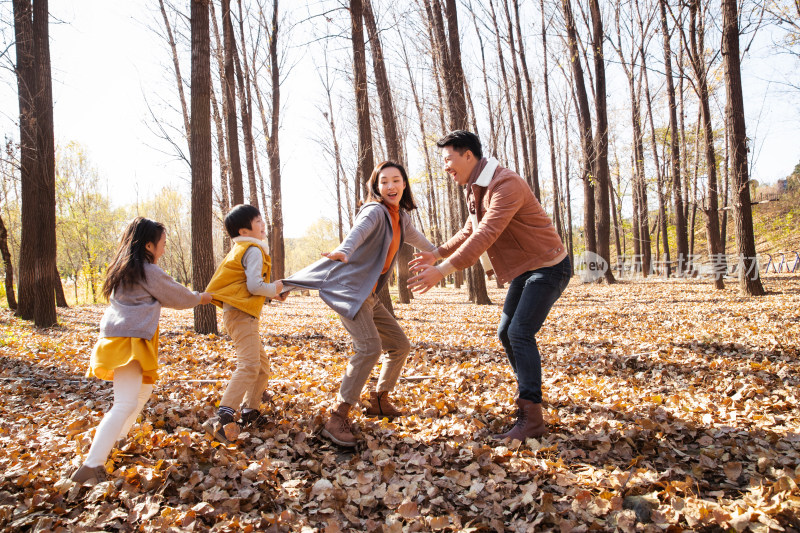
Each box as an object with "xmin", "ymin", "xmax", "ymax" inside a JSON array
[{"xmin": 204, "ymin": 204, "xmax": 285, "ymax": 442}]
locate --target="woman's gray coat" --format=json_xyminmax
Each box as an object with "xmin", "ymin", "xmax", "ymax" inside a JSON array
[{"xmin": 282, "ymin": 202, "xmax": 435, "ymax": 320}]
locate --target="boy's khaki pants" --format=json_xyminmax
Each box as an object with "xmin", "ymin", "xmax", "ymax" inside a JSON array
[
  {"xmin": 220, "ymin": 305, "xmax": 269, "ymax": 411},
  {"xmin": 337, "ymin": 293, "xmax": 411, "ymax": 406}
]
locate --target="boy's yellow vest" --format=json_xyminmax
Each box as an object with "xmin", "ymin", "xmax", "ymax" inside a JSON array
[{"xmin": 206, "ymin": 242, "xmax": 272, "ymax": 317}]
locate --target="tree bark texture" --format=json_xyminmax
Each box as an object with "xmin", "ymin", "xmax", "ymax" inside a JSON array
[
  {"xmin": 267, "ymin": 0, "xmax": 285, "ymax": 280},
  {"xmin": 721, "ymin": 0, "xmax": 765, "ymax": 295},
  {"xmin": 362, "ymin": 0, "xmax": 412, "ymax": 304},
  {"xmin": 562, "ymin": 0, "xmax": 597, "ymax": 255},
  {"xmin": 688, "ymin": 0, "xmax": 724, "ymax": 289},
  {"xmin": 191, "ymin": 0, "xmax": 218, "ymax": 334},
  {"xmin": 14, "ymin": 0, "xmax": 57, "ymax": 326},
  {"xmin": 659, "ymin": 0, "xmax": 689, "ymax": 274},
  {"xmin": 589, "ymin": 0, "xmax": 615, "ymax": 283},
  {"xmin": 0, "ymin": 214, "xmax": 17, "ymax": 309},
  {"xmin": 540, "ymin": 0, "xmax": 563, "ymax": 240},
  {"xmin": 222, "ymin": 0, "xmax": 244, "ymax": 205}
]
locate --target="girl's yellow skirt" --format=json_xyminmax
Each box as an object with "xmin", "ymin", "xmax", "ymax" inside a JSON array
[{"xmin": 87, "ymin": 329, "xmax": 160, "ymax": 384}]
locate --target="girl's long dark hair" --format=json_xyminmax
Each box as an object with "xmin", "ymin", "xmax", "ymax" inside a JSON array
[
  {"xmin": 364, "ymin": 160, "xmax": 417, "ymax": 211},
  {"xmin": 102, "ymin": 217, "xmax": 165, "ymax": 299}
]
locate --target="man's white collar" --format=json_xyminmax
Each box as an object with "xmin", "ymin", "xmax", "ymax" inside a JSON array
[
  {"xmin": 475, "ymin": 157, "xmax": 499, "ymax": 187},
  {"xmin": 233, "ymin": 236, "xmax": 269, "ymax": 255}
]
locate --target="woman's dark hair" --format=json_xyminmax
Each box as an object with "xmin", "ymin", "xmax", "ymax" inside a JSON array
[
  {"xmin": 435, "ymin": 130, "xmax": 483, "ymax": 160},
  {"xmin": 364, "ymin": 160, "xmax": 417, "ymax": 211},
  {"xmin": 102, "ymin": 217, "xmax": 165, "ymax": 299},
  {"xmin": 225, "ymin": 204, "xmax": 261, "ymax": 238}
]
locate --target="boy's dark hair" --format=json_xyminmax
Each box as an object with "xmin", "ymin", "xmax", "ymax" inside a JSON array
[
  {"xmin": 102, "ymin": 217, "xmax": 165, "ymax": 299},
  {"xmin": 436, "ymin": 130, "xmax": 483, "ymax": 160},
  {"xmin": 364, "ymin": 160, "xmax": 418, "ymax": 211},
  {"xmin": 225, "ymin": 204, "xmax": 261, "ymax": 239}
]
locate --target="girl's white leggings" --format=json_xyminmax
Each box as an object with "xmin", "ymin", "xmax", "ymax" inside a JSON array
[{"xmin": 83, "ymin": 361, "xmax": 154, "ymax": 468}]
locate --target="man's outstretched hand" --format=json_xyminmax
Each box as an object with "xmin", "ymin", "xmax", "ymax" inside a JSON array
[
  {"xmin": 407, "ymin": 264, "xmax": 444, "ymax": 294},
  {"xmin": 409, "ymin": 251, "xmax": 436, "ymax": 271}
]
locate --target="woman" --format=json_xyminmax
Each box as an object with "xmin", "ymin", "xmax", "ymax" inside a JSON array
[{"xmin": 283, "ymin": 161, "xmax": 436, "ymax": 447}]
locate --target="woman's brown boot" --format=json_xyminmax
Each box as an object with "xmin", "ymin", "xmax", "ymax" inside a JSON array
[
  {"xmin": 322, "ymin": 402, "xmax": 357, "ymax": 447},
  {"xmin": 363, "ymin": 391, "xmax": 403, "ymax": 418}
]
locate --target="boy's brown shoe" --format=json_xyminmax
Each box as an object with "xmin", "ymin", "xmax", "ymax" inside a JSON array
[
  {"xmin": 321, "ymin": 402, "xmax": 357, "ymax": 447},
  {"xmin": 363, "ymin": 391, "xmax": 403, "ymax": 419}
]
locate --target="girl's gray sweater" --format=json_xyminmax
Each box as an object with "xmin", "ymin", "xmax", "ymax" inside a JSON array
[
  {"xmin": 283, "ymin": 202, "xmax": 435, "ymax": 320},
  {"xmin": 99, "ymin": 263, "xmax": 202, "ymax": 339}
]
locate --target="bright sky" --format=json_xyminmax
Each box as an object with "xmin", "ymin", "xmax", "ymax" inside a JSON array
[{"xmin": 1, "ymin": 2, "xmax": 798, "ymax": 238}]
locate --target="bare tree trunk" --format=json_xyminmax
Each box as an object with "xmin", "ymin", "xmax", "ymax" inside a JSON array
[
  {"xmin": 0, "ymin": 214, "xmax": 16, "ymax": 309},
  {"xmin": 721, "ymin": 122, "xmax": 729, "ymax": 252},
  {"xmin": 350, "ymin": 0, "xmax": 392, "ymax": 314},
  {"xmin": 502, "ymin": 0, "xmax": 532, "ymax": 191},
  {"xmin": 488, "ymin": 0, "xmax": 519, "ymax": 172},
  {"xmin": 191, "ymin": 0, "xmax": 218, "ymax": 334},
  {"xmin": 159, "ymin": 0, "xmax": 190, "ymax": 145},
  {"xmin": 541, "ymin": 0, "xmax": 563, "ymax": 239},
  {"xmin": 513, "ymin": 0, "xmax": 541, "ymax": 198},
  {"xmin": 589, "ymin": 0, "xmax": 615, "ymax": 283},
  {"xmin": 687, "ymin": 0, "xmax": 724, "ymax": 289},
  {"xmin": 444, "ymin": 0, "xmax": 489, "ymax": 304},
  {"xmin": 222, "ymin": 0, "xmax": 243, "ymax": 205},
  {"xmin": 54, "ymin": 266, "xmax": 67, "ymax": 307},
  {"xmin": 562, "ymin": 0, "xmax": 596, "ymax": 256},
  {"xmin": 563, "ymin": 97, "xmax": 574, "ymax": 272},
  {"xmin": 467, "ymin": 0, "xmax": 496, "ymax": 157},
  {"xmin": 14, "ymin": 0, "xmax": 57, "ymax": 326},
  {"xmin": 234, "ymin": 0, "xmax": 258, "ymax": 208},
  {"xmin": 363, "ymin": 0, "xmax": 412, "ymax": 304},
  {"xmin": 722, "ymin": 0, "xmax": 765, "ymax": 295},
  {"xmin": 209, "ymin": 2, "xmax": 231, "ymax": 239},
  {"xmin": 265, "ymin": 0, "xmax": 284, "ymax": 280},
  {"xmin": 660, "ymin": 0, "xmax": 688, "ymax": 274}
]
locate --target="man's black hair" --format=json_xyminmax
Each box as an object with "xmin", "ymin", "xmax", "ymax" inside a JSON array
[
  {"xmin": 435, "ymin": 130, "xmax": 483, "ymax": 160},
  {"xmin": 224, "ymin": 204, "xmax": 261, "ymax": 239}
]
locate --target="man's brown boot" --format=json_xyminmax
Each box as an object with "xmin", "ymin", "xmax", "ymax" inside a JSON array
[
  {"xmin": 321, "ymin": 402, "xmax": 357, "ymax": 447},
  {"xmin": 494, "ymin": 399, "xmax": 546, "ymax": 441},
  {"xmin": 363, "ymin": 391, "xmax": 403, "ymax": 418}
]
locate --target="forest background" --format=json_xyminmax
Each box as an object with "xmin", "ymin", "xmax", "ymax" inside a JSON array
[
  {"xmin": 1, "ymin": 1, "xmax": 800, "ymax": 530},
  {"xmin": 1, "ymin": 0, "xmax": 800, "ymax": 317}
]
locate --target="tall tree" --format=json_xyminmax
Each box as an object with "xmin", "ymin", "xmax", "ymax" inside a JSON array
[
  {"xmin": 659, "ymin": 0, "xmax": 689, "ymax": 275},
  {"xmin": 501, "ymin": 0, "xmax": 532, "ymax": 193},
  {"xmin": 234, "ymin": 0, "xmax": 258, "ymax": 209},
  {"xmin": 512, "ymin": 0, "xmax": 541, "ymax": 198},
  {"xmin": 685, "ymin": 0, "xmax": 724, "ymax": 289},
  {"xmin": 589, "ymin": 0, "xmax": 615, "ymax": 283},
  {"xmin": 562, "ymin": 0, "xmax": 597, "ymax": 257},
  {"xmin": 487, "ymin": 0, "xmax": 519, "ymax": 173},
  {"xmin": 721, "ymin": 0, "xmax": 765, "ymax": 296},
  {"xmin": 266, "ymin": 0, "xmax": 285, "ymax": 280},
  {"xmin": 190, "ymin": 0, "xmax": 218, "ymax": 334},
  {"xmin": 13, "ymin": 0, "xmax": 57, "ymax": 326},
  {"xmin": 439, "ymin": 0, "xmax": 490, "ymax": 304},
  {"xmin": 0, "ymin": 214, "xmax": 16, "ymax": 309},
  {"xmin": 222, "ymin": 0, "xmax": 244, "ymax": 205},
  {"xmin": 541, "ymin": 0, "xmax": 563, "ymax": 240},
  {"xmin": 362, "ymin": 0, "xmax": 413, "ymax": 304},
  {"xmin": 349, "ymin": 0, "xmax": 395, "ymax": 315}
]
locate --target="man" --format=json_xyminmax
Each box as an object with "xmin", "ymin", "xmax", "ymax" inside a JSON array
[{"xmin": 408, "ymin": 130, "xmax": 570, "ymax": 441}]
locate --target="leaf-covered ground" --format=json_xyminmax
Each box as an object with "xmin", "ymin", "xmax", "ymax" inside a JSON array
[{"xmin": 1, "ymin": 275, "xmax": 799, "ymax": 532}]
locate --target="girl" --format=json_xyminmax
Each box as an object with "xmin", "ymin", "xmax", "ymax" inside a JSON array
[
  {"xmin": 283, "ymin": 161, "xmax": 437, "ymax": 447},
  {"xmin": 70, "ymin": 217, "xmax": 212, "ymax": 484}
]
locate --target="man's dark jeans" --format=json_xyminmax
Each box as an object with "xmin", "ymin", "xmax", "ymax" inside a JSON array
[{"xmin": 498, "ymin": 256, "xmax": 571, "ymax": 403}]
